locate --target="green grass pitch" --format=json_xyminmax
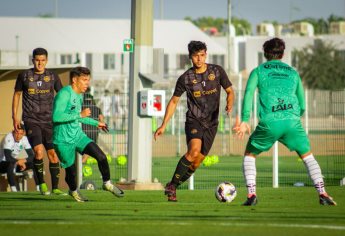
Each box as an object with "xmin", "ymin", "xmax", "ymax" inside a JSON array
[{"xmin": 0, "ymin": 186, "xmax": 344, "ymax": 236}]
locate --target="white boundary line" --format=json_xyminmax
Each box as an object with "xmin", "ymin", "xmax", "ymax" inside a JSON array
[{"xmin": 2, "ymin": 221, "xmax": 345, "ymax": 231}]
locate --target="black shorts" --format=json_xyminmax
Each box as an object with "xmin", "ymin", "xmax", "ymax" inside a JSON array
[
  {"xmin": 185, "ymin": 120, "xmax": 218, "ymax": 156},
  {"xmin": 24, "ymin": 121, "xmax": 54, "ymax": 150}
]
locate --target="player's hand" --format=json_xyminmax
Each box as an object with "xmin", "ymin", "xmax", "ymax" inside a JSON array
[
  {"xmin": 233, "ymin": 122, "xmax": 251, "ymax": 140},
  {"xmin": 80, "ymin": 108, "xmax": 91, "ymax": 118},
  {"xmin": 225, "ymin": 104, "xmax": 233, "ymax": 115},
  {"xmin": 154, "ymin": 126, "xmax": 165, "ymax": 141},
  {"xmin": 13, "ymin": 118, "xmax": 21, "ymax": 132},
  {"xmin": 17, "ymin": 159, "xmax": 27, "ymax": 171},
  {"xmin": 98, "ymin": 122, "xmax": 109, "ymax": 133}
]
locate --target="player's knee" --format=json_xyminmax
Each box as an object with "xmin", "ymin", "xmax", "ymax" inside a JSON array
[
  {"xmin": 186, "ymin": 150, "xmax": 201, "ymax": 161},
  {"xmin": 47, "ymin": 152, "xmax": 59, "ymax": 163},
  {"xmin": 34, "ymin": 149, "xmax": 44, "ymax": 160}
]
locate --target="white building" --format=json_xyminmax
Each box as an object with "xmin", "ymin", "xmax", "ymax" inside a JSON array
[{"xmin": 0, "ymin": 17, "xmax": 226, "ymax": 91}]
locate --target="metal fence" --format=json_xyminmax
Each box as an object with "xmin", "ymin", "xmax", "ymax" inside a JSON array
[{"xmin": 85, "ymin": 88, "xmax": 345, "ymax": 189}]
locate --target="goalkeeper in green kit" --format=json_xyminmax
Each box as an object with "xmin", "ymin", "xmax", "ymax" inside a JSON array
[
  {"xmin": 53, "ymin": 66, "xmax": 124, "ymax": 202},
  {"xmin": 233, "ymin": 38, "xmax": 336, "ymax": 206}
]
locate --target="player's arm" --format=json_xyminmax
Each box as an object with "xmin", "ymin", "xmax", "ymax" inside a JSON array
[
  {"xmin": 224, "ymin": 86, "xmax": 235, "ymax": 115},
  {"xmin": 25, "ymin": 148, "xmax": 35, "ymax": 163},
  {"xmin": 296, "ymin": 74, "xmax": 305, "ymax": 116},
  {"xmin": 54, "ymin": 73, "xmax": 63, "ymax": 92},
  {"xmin": 12, "ymin": 91, "xmax": 22, "ymax": 131},
  {"xmin": 53, "ymin": 90, "xmax": 81, "ymax": 123},
  {"xmin": 154, "ymin": 95, "xmax": 180, "ymax": 141},
  {"xmin": 234, "ymin": 69, "xmax": 259, "ymax": 139},
  {"xmin": 219, "ymin": 65, "xmax": 235, "ymax": 115},
  {"xmin": 12, "ymin": 73, "xmax": 24, "ymax": 131}
]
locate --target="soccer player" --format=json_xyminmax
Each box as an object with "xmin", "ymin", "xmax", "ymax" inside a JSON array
[
  {"xmin": 12, "ymin": 47, "xmax": 66, "ymax": 195},
  {"xmin": 154, "ymin": 41, "xmax": 234, "ymax": 202},
  {"xmin": 52, "ymin": 66, "xmax": 124, "ymax": 202},
  {"xmin": 0, "ymin": 126, "xmax": 37, "ymax": 192},
  {"xmin": 234, "ymin": 37, "xmax": 336, "ymax": 206}
]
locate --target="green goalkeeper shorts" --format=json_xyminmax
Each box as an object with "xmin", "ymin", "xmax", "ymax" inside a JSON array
[
  {"xmin": 246, "ymin": 119, "xmax": 310, "ymax": 156},
  {"xmin": 54, "ymin": 134, "xmax": 93, "ymax": 168}
]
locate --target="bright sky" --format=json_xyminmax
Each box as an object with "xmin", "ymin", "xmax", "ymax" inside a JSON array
[{"xmin": 0, "ymin": 0, "xmax": 344, "ymax": 31}]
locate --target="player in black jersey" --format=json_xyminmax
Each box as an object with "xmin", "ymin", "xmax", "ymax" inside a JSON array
[
  {"xmin": 12, "ymin": 48, "xmax": 66, "ymax": 196},
  {"xmin": 154, "ymin": 41, "xmax": 235, "ymax": 201}
]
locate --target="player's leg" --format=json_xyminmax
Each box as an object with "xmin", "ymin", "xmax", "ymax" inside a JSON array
[
  {"xmin": 43, "ymin": 123, "xmax": 66, "ymax": 195},
  {"xmin": 1, "ymin": 161, "xmax": 18, "ymax": 192},
  {"xmin": 54, "ymin": 143, "xmax": 88, "ymax": 202},
  {"xmin": 242, "ymin": 122, "xmax": 276, "ymax": 206},
  {"xmin": 164, "ymin": 139, "xmax": 201, "ymax": 202},
  {"xmin": 65, "ymin": 163, "xmax": 88, "ymax": 202},
  {"xmin": 281, "ymin": 121, "xmax": 336, "ymax": 205},
  {"xmin": 81, "ymin": 141, "xmax": 124, "ymax": 198},
  {"xmin": 177, "ymin": 125, "xmax": 217, "ymax": 187},
  {"xmin": 24, "ymin": 122, "xmax": 50, "ymax": 195}
]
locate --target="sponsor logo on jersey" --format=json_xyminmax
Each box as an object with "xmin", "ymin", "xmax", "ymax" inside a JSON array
[
  {"xmin": 191, "ymin": 129, "xmax": 198, "ymax": 134},
  {"xmin": 203, "ymin": 88, "xmax": 217, "ymax": 95},
  {"xmin": 37, "ymin": 81, "xmax": 42, "ymax": 87},
  {"xmin": 208, "ymin": 73, "xmax": 216, "ymax": 81},
  {"xmin": 28, "ymin": 77, "xmax": 34, "ymax": 82},
  {"xmin": 272, "ymin": 103, "xmax": 293, "ymax": 112},
  {"xmin": 36, "ymin": 89, "xmax": 50, "ymax": 94},
  {"xmin": 192, "ymin": 79, "xmax": 197, "ymax": 84},
  {"xmin": 264, "ymin": 64, "xmax": 292, "ymax": 70},
  {"xmin": 43, "ymin": 76, "xmax": 51, "ymax": 82},
  {"xmin": 28, "ymin": 88, "xmax": 35, "ymax": 94},
  {"xmin": 194, "ymin": 91, "xmax": 201, "ymax": 97}
]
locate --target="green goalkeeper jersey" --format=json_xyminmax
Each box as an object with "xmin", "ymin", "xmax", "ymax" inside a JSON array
[
  {"xmin": 241, "ymin": 60, "xmax": 305, "ymax": 123},
  {"xmin": 53, "ymin": 85, "xmax": 98, "ymax": 145}
]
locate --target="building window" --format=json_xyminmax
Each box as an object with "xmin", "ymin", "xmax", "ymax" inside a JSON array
[
  {"xmin": 211, "ymin": 55, "xmax": 225, "ymax": 67},
  {"xmin": 178, "ymin": 54, "xmax": 190, "ymax": 70},
  {"xmin": 61, "ymin": 54, "xmax": 72, "ymax": 64},
  {"xmin": 104, "ymin": 54, "xmax": 115, "ymax": 70},
  {"xmin": 28, "ymin": 55, "xmax": 33, "ymax": 65}
]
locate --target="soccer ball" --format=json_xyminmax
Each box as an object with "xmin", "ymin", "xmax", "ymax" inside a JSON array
[{"xmin": 215, "ymin": 182, "xmax": 237, "ymax": 203}]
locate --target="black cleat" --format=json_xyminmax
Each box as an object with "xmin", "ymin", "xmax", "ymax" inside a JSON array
[
  {"xmin": 242, "ymin": 195, "xmax": 257, "ymax": 206},
  {"xmin": 319, "ymin": 194, "xmax": 337, "ymax": 206},
  {"xmin": 164, "ymin": 182, "xmax": 177, "ymax": 202}
]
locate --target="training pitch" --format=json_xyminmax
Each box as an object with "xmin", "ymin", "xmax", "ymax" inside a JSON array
[{"xmin": 0, "ymin": 186, "xmax": 344, "ymax": 236}]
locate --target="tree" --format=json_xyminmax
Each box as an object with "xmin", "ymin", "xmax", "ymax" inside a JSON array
[
  {"xmin": 294, "ymin": 40, "xmax": 345, "ymax": 115},
  {"xmin": 184, "ymin": 16, "xmax": 251, "ymax": 36}
]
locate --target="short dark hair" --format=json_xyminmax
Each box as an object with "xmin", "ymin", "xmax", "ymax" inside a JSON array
[
  {"xmin": 70, "ymin": 66, "xmax": 91, "ymax": 83},
  {"xmin": 263, "ymin": 37, "xmax": 285, "ymax": 60},
  {"xmin": 188, "ymin": 41, "xmax": 207, "ymax": 57},
  {"xmin": 33, "ymin": 48, "xmax": 48, "ymax": 57}
]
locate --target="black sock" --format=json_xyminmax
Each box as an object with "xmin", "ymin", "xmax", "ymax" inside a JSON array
[
  {"xmin": 177, "ymin": 168, "xmax": 195, "ymax": 187},
  {"xmin": 65, "ymin": 164, "xmax": 77, "ymax": 191},
  {"xmin": 83, "ymin": 142, "xmax": 110, "ymax": 182},
  {"xmin": 171, "ymin": 156, "xmax": 192, "ymax": 187},
  {"xmin": 49, "ymin": 162, "xmax": 60, "ymax": 190},
  {"xmin": 33, "ymin": 159, "xmax": 44, "ymax": 185}
]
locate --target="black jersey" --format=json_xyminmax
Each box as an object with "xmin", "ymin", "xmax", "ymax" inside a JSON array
[
  {"xmin": 15, "ymin": 68, "xmax": 63, "ymax": 123},
  {"xmin": 173, "ymin": 64, "xmax": 232, "ymax": 128}
]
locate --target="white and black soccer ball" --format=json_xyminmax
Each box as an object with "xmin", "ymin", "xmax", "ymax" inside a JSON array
[{"xmin": 215, "ymin": 182, "xmax": 237, "ymax": 203}]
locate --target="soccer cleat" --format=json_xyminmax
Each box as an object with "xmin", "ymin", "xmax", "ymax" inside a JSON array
[
  {"xmin": 164, "ymin": 182, "xmax": 177, "ymax": 202},
  {"xmin": 52, "ymin": 188, "xmax": 68, "ymax": 196},
  {"xmin": 102, "ymin": 183, "xmax": 125, "ymax": 198},
  {"xmin": 242, "ymin": 194, "xmax": 257, "ymax": 206},
  {"xmin": 319, "ymin": 194, "xmax": 337, "ymax": 206},
  {"xmin": 69, "ymin": 190, "xmax": 88, "ymax": 202},
  {"xmin": 39, "ymin": 183, "xmax": 51, "ymax": 195}
]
